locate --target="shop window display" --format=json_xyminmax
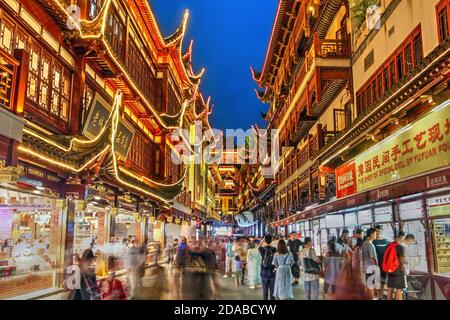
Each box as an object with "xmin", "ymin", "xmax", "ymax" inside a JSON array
[
  {"xmin": 0, "ymin": 189, "xmax": 63, "ymax": 299},
  {"xmin": 431, "ymin": 219, "xmax": 450, "ymax": 275},
  {"xmin": 326, "ymin": 213, "xmax": 345, "ymax": 240},
  {"xmin": 374, "ymin": 206, "xmax": 393, "ymax": 223},
  {"xmin": 402, "ymin": 221, "xmax": 428, "ymax": 273},
  {"xmin": 344, "ymin": 212, "xmax": 358, "ymax": 244},
  {"xmin": 399, "ymin": 200, "xmax": 424, "ymax": 220},
  {"xmin": 74, "ymin": 211, "xmax": 99, "ymax": 255},
  {"xmin": 312, "ymin": 219, "xmax": 321, "ymax": 256},
  {"xmin": 357, "ymin": 209, "xmax": 373, "ymax": 225},
  {"xmin": 427, "ymin": 194, "xmax": 450, "ymax": 275}
]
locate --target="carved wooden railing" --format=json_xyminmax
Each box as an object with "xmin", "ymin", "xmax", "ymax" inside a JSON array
[
  {"xmin": 318, "ymin": 39, "xmax": 350, "ymax": 58},
  {"xmin": 297, "ymin": 145, "xmax": 309, "ymax": 169},
  {"xmin": 309, "ymin": 135, "xmax": 319, "ymax": 160}
]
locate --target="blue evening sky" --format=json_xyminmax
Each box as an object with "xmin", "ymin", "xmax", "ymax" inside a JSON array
[{"xmin": 150, "ymin": 0, "xmax": 278, "ymax": 132}]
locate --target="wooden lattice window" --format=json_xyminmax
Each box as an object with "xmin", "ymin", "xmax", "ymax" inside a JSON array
[
  {"xmin": 437, "ymin": 0, "xmax": 450, "ymax": 43},
  {"xmin": 27, "ymin": 44, "xmax": 71, "ymax": 121}
]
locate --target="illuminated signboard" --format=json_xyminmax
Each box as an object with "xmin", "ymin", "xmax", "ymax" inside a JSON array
[
  {"xmin": 82, "ymin": 93, "xmax": 135, "ymax": 160},
  {"xmin": 336, "ymin": 102, "xmax": 450, "ymax": 198}
]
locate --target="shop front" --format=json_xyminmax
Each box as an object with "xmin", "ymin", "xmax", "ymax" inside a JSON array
[
  {"xmin": 0, "ymin": 168, "xmax": 65, "ymax": 299},
  {"xmin": 272, "ymin": 100, "xmax": 450, "ymax": 299}
]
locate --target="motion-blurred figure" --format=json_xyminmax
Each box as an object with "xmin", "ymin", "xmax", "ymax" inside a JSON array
[
  {"xmin": 175, "ymin": 237, "xmax": 189, "ymax": 274},
  {"xmin": 181, "ymin": 240, "xmax": 217, "ymax": 300},
  {"xmin": 99, "ymin": 256, "xmax": 127, "ymax": 300},
  {"xmin": 126, "ymin": 244, "xmax": 146, "ymax": 299},
  {"xmin": 72, "ymin": 249, "xmax": 101, "ymax": 300}
]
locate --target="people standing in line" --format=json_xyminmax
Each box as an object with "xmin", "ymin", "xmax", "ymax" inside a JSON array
[
  {"xmin": 72, "ymin": 249, "xmax": 101, "ymax": 300},
  {"xmin": 175, "ymin": 237, "xmax": 189, "ymax": 274},
  {"xmin": 299, "ymin": 237, "xmax": 321, "ymax": 300},
  {"xmin": 234, "ymin": 255, "xmax": 243, "ymax": 287},
  {"xmin": 352, "ymin": 229, "xmax": 364, "ymax": 277},
  {"xmin": 287, "ymin": 232, "xmax": 303, "ymax": 286},
  {"xmin": 337, "ymin": 229, "xmax": 353, "ymax": 258},
  {"xmin": 223, "ymin": 238, "xmax": 235, "ymax": 278},
  {"xmin": 373, "ymin": 225, "xmax": 390, "ymax": 299},
  {"xmin": 385, "ymin": 232, "xmax": 415, "ymax": 300},
  {"xmin": 246, "ymin": 241, "xmax": 262, "ymax": 289},
  {"xmin": 259, "ymin": 234, "xmax": 277, "ymax": 300},
  {"xmin": 322, "ymin": 238, "xmax": 343, "ymax": 300},
  {"xmin": 361, "ymin": 228, "xmax": 378, "ymax": 300},
  {"xmin": 272, "ymin": 240, "xmax": 295, "ymax": 300}
]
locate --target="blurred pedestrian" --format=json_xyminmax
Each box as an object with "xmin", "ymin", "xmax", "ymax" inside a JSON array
[
  {"xmin": 234, "ymin": 255, "xmax": 243, "ymax": 287},
  {"xmin": 337, "ymin": 229, "xmax": 353, "ymax": 258},
  {"xmin": 100, "ymin": 256, "xmax": 127, "ymax": 300},
  {"xmin": 176, "ymin": 237, "xmax": 189, "ymax": 274},
  {"xmin": 259, "ymin": 234, "xmax": 276, "ymax": 300},
  {"xmin": 72, "ymin": 249, "xmax": 101, "ymax": 300},
  {"xmin": 361, "ymin": 228, "xmax": 378, "ymax": 300},
  {"xmin": 223, "ymin": 237, "xmax": 235, "ymax": 278},
  {"xmin": 299, "ymin": 237, "xmax": 320, "ymax": 300},
  {"xmin": 126, "ymin": 244, "xmax": 146, "ymax": 299},
  {"xmin": 322, "ymin": 238, "xmax": 343, "ymax": 300},
  {"xmin": 287, "ymin": 232, "xmax": 302, "ymax": 285},
  {"xmin": 273, "ymin": 240, "xmax": 294, "ymax": 300},
  {"xmin": 352, "ymin": 229, "xmax": 364, "ymax": 283},
  {"xmin": 246, "ymin": 242, "xmax": 261, "ymax": 289}
]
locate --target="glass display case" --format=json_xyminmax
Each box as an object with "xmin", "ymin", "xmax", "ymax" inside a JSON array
[{"xmin": 432, "ymin": 219, "xmax": 450, "ymax": 274}]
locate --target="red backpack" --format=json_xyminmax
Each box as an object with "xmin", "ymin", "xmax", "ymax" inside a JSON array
[{"xmin": 382, "ymin": 242, "xmax": 400, "ymax": 273}]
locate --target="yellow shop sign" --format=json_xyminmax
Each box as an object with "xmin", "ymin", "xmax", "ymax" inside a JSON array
[{"xmin": 336, "ymin": 101, "xmax": 450, "ymax": 197}]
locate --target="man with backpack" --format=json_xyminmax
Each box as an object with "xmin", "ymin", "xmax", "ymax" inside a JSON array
[
  {"xmin": 258, "ymin": 234, "xmax": 276, "ymax": 300},
  {"xmin": 373, "ymin": 225, "xmax": 390, "ymax": 299},
  {"xmin": 383, "ymin": 232, "xmax": 415, "ymax": 300},
  {"xmin": 287, "ymin": 232, "xmax": 303, "ymax": 285}
]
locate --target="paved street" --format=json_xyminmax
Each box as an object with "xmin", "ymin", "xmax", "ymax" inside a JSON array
[
  {"xmin": 41, "ymin": 263, "xmax": 323, "ymax": 300},
  {"xmin": 134, "ymin": 264, "xmax": 323, "ymax": 300}
]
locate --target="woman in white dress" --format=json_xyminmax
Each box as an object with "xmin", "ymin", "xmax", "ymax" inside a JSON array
[{"xmin": 246, "ymin": 242, "xmax": 262, "ymax": 289}]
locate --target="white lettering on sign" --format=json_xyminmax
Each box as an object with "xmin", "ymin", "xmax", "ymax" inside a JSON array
[
  {"xmin": 66, "ymin": 265, "xmax": 81, "ymax": 290},
  {"xmin": 365, "ymin": 265, "xmax": 381, "ymax": 290},
  {"xmin": 338, "ymin": 170, "xmax": 355, "ymax": 189}
]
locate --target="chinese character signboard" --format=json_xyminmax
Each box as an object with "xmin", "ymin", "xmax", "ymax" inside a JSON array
[
  {"xmin": 336, "ymin": 102, "xmax": 450, "ymax": 198},
  {"xmin": 82, "ymin": 93, "xmax": 135, "ymax": 160},
  {"xmin": 336, "ymin": 160, "xmax": 357, "ymax": 198}
]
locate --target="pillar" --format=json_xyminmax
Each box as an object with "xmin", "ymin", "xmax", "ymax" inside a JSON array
[{"xmin": 69, "ymin": 55, "xmax": 86, "ymax": 135}]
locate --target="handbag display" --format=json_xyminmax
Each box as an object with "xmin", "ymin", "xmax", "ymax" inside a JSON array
[{"xmin": 303, "ymin": 249, "xmax": 321, "ymax": 274}]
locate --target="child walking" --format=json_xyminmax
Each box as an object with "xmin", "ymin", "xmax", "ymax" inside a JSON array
[{"xmin": 234, "ymin": 255, "xmax": 243, "ymax": 287}]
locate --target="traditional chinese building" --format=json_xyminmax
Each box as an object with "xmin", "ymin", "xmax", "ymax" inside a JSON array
[
  {"xmin": 0, "ymin": 0, "xmax": 211, "ymax": 299},
  {"xmin": 255, "ymin": 0, "xmax": 450, "ymax": 300},
  {"xmin": 252, "ymin": 0, "xmax": 352, "ymax": 236}
]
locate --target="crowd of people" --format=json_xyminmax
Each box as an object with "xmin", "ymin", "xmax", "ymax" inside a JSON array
[
  {"xmin": 67, "ymin": 225, "xmax": 416, "ymax": 300},
  {"xmin": 218, "ymin": 225, "xmax": 416, "ymax": 301}
]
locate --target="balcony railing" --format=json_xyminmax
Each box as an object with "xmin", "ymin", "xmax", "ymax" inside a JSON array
[
  {"xmin": 297, "ymin": 145, "xmax": 309, "ymax": 169},
  {"xmin": 176, "ymin": 190, "xmax": 192, "ymax": 208},
  {"xmin": 309, "ymin": 135, "xmax": 319, "ymax": 160},
  {"xmin": 317, "ymin": 39, "xmax": 350, "ymax": 58}
]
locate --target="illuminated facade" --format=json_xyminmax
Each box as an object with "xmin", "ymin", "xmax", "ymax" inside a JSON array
[
  {"xmin": 254, "ymin": 0, "xmax": 450, "ymax": 300},
  {"xmin": 252, "ymin": 0, "xmax": 352, "ymax": 234},
  {"xmin": 0, "ymin": 0, "xmax": 212, "ymax": 299}
]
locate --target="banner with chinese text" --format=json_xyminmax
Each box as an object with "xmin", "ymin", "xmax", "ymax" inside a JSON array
[{"xmin": 336, "ymin": 102, "xmax": 450, "ymax": 198}]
